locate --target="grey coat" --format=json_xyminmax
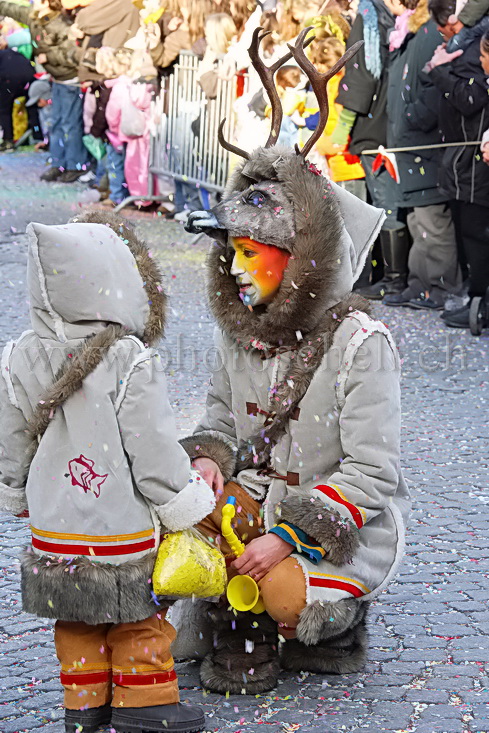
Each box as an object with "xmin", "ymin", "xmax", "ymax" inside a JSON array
[
  {"xmin": 0, "ymin": 214, "xmax": 215, "ymax": 625},
  {"xmin": 181, "ymin": 147, "xmax": 411, "ymax": 642}
]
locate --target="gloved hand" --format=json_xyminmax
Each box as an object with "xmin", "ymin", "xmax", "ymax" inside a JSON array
[
  {"xmin": 423, "ymin": 43, "xmax": 463, "ymax": 73},
  {"xmin": 330, "ymin": 107, "xmax": 357, "ymax": 146}
]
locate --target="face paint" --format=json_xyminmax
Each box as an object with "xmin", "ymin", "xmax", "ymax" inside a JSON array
[{"xmin": 230, "ymin": 236, "xmax": 290, "ymax": 307}]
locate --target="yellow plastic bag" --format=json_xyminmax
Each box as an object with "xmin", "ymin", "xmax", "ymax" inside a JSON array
[
  {"xmin": 152, "ymin": 529, "xmax": 226, "ymax": 599},
  {"xmin": 13, "ymin": 97, "xmax": 28, "ymax": 142}
]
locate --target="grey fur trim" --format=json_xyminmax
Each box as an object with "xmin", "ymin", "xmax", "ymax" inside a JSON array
[
  {"xmin": 21, "ymin": 550, "xmax": 170, "ymax": 624},
  {"xmin": 277, "ymin": 496, "xmax": 359, "ymax": 566},
  {"xmin": 180, "ymin": 432, "xmax": 236, "ymax": 482},
  {"xmin": 169, "ymin": 599, "xmax": 214, "ymax": 660},
  {"xmin": 28, "ymin": 324, "xmax": 127, "ymax": 440},
  {"xmin": 296, "ymin": 598, "xmax": 369, "ymax": 646},
  {"xmin": 280, "ymin": 604, "xmax": 368, "ymax": 674},
  {"xmin": 0, "ymin": 481, "xmax": 28, "ymax": 515},
  {"xmin": 200, "ymin": 608, "xmax": 280, "ymax": 695},
  {"xmin": 69, "ymin": 210, "xmax": 167, "ymax": 346}
]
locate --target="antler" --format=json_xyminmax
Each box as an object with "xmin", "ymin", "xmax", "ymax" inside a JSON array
[
  {"xmin": 248, "ymin": 27, "xmax": 314, "ymax": 148},
  {"xmin": 218, "ymin": 118, "xmax": 250, "ymax": 160},
  {"xmin": 287, "ymin": 28, "xmax": 364, "ymax": 158},
  {"xmin": 216, "ymin": 27, "xmax": 315, "ymax": 159}
]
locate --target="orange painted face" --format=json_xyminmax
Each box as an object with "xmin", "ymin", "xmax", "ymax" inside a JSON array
[{"xmin": 230, "ymin": 236, "xmax": 290, "ymax": 306}]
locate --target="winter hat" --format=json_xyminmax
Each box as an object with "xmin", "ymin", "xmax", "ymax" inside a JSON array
[{"xmin": 26, "ymin": 79, "xmax": 52, "ymax": 107}]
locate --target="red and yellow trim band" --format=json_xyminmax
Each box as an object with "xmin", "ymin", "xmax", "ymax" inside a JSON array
[
  {"xmin": 113, "ymin": 670, "xmax": 177, "ymax": 686},
  {"xmin": 309, "ymin": 572, "xmax": 370, "ymax": 598},
  {"xmin": 31, "ymin": 526, "xmax": 154, "ymax": 543},
  {"xmin": 314, "ymin": 485, "xmax": 366, "ymax": 528},
  {"xmin": 60, "ymin": 670, "xmax": 111, "ymax": 685},
  {"xmin": 31, "ymin": 526, "xmax": 156, "ymax": 557}
]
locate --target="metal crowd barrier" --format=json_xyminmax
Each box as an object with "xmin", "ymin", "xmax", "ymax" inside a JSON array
[{"xmin": 115, "ymin": 52, "xmax": 243, "ymax": 213}]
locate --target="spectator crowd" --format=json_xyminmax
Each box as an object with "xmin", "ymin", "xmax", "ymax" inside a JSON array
[{"xmin": 0, "ymin": 0, "xmax": 488, "ymax": 330}]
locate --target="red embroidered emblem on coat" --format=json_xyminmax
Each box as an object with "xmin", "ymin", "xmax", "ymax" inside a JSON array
[{"xmin": 67, "ymin": 455, "xmax": 108, "ymax": 498}]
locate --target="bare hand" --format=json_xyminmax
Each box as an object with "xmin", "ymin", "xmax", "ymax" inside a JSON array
[
  {"xmin": 192, "ymin": 457, "xmax": 224, "ymax": 495},
  {"xmin": 231, "ymin": 533, "xmax": 293, "ymax": 582},
  {"xmin": 37, "ymin": 53, "xmax": 48, "ymax": 65},
  {"xmin": 167, "ymin": 16, "xmax": 182, "ymax": 32},
  {"xmin": 483, "ymin": 143, "xmax": 489, "ymax": 165},
  {"xmin": 424, "ymin": 43, "xmax": 462, "ymax": 72}
]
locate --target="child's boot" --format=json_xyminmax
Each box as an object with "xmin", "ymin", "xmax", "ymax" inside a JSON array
[
  {"xmin": 111, "ymin": 702, "xmax": 205, "ymax": 733},
  {"xmin": 280, "ymin": 599, "xmax": 369, "ymax": 674},
  {"xmin": 200, "ymin": 604, "xmax": 280, "ymax": 694},
  {"xmin": 65, "ymin": 704, "xmax": 112, "ymax": 733}
]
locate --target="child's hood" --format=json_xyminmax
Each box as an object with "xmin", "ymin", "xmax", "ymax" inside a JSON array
[{"xmin": 26, "ymin": 211, "xmax": 166, "ymax": 344}]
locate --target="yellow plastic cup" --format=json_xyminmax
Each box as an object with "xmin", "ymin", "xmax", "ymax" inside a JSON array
[{"xmin": 227, "ymin": 575, "xmax": 266, "ymax": 614}]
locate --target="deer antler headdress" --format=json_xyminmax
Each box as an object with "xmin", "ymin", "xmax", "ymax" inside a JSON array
[{"xmin": 218, "ymin": 27, "xmax": 364, "ymax": 160}]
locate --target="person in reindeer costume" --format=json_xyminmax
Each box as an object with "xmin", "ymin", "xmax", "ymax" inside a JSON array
[{"xmin": 176, "ymin": 27, "xmax": 411, "ymax": 694}]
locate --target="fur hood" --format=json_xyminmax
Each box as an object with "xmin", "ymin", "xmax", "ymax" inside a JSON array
[
  {"xmin": 26, "ymin": 211, "xmax": 166, "ymax": 440},
  {"xmin": 407, "ymin": 0, "xmax": 430, "ymax": 34},
  {"xmin": 200, "ymin": 146, "xmax": 385, "ymax": 349},
  {"xmin": 28, "ymin": 210, "xmax": 166, "ymax": 346}
]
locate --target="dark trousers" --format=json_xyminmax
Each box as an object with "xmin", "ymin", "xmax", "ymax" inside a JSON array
[
  {"xmin": 450, "ymin": 200, "xmax": 489, "ymax": 298},
  {"xmin": 0, "ymin": 81, "xmax": 26, "ymax": 142}
]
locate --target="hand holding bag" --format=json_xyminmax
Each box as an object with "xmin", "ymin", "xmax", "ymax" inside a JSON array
[{"xmin": 152, "ymin": 528, "xmax": 226, "ymax": 599}]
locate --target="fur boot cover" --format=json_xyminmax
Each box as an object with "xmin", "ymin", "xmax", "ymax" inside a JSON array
[
  {"xmin": 280, "ymin": 599, "xmax": 369, "ymax": 675},
  {"xmin": 200, "ymin": 605, "xmax": 280, "ymax": 695},
  {"xmin": 169, "ymin": 599, "xmax": 214, "ymax": 661}
]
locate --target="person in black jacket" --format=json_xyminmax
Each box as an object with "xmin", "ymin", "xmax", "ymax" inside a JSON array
[
  {"xmin": 383, "ymin": 0, "xmax": 461, "ymax": 310},
  {"xmin": 426, "ymin": 0, "xmax": 489, "ymax": 328},
  {"xmin": 0, "ymin": 48, "xmax": 35, "ymax": 151},
  {"xmin": 333, "ymin": 0, "xmax": 411, "ymax": 297}
]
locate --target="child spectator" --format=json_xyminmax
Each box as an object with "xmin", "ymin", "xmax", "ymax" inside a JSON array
[
  {"xmin": 0, "ymin": 0, "xmax": 87, "ymax": 181},
  {"xmin": 0, "ymin": 211, "xmax": 213, "ymax": 733},
  {"xmin": 303, "ymin": 34, "xmax": 366, "ymax": 198},
  {"xmin": 103, "ymin": 48, "xmax": 158, "ymax": 208},
  {"xmin": 26, "ymin": 77, "xmax": 53, "ymax": 150},
  {"xmin": 0, "ymin": 47, "xmax": 35, "ymax": 151}
]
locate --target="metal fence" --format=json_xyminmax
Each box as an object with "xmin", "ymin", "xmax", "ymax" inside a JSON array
[{"xmin": 115, "ymin": 52, "xmax": 244, "ymax": 212}]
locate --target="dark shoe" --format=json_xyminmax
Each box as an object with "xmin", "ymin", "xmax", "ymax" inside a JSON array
[
  {"xmin": 200, "ymin": 605, "xmax": 280, "ymax": 694},
  {"xmin": 358, "ymin": 228, "xmax": 411, "ymax": 299},
  {"xmin": 65, "ymin": 703, "xmax": 111, "ymax": 733},
  {"xmin": 40, "ymin": 166, "xmax": 62, "ymax": 182},
  {"xmin": 441, "ymin": 305, "xmax": 469, "ymax": 321},
  {"xmin": 0, "ymin": 139, "xmax": 15, "ymax": 152},
  {"xmin": 443, "ymin": 305, "xmax": 470, "ymax": 328},
  {"xmin": 111, "ymin": 703, "xmax": 205, "ymax": 733},
  {"xmin": 383, "ymin": 290, "xmax": 416, "ymax": 307},
  {"xmin": 58, "ymin": 169, "xmax": 84, "ymax": 183},
  {"xmin": 409, "ymin": 296, "xmax": 443, "ymax": 311},
  {"xmin": 358, "ymin": 275, "xmax": 406, "ymax": 301},
  {"xmin": 280, "ymin": 599, "xmax": 369, "ymax": 675}
]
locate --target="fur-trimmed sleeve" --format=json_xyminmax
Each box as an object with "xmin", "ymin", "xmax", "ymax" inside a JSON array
[{"xmin": 180, "ymin": 329, "xmax": 237, "ymax": 482}]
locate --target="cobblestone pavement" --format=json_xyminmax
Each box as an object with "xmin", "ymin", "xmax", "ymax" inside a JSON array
[{"xmin": 1, "ymin": 151, "xmax": 488, "ymax": 733}]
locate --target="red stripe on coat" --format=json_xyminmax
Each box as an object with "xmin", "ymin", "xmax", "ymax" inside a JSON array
[
  {"xmin": 309, "ymin": 577, "xmax": 365, "ymax": 597},
  {"xmin": 60, "ymin": 670, "xmax": 111, "ymax": 685},
  {"xmin": 315, "ymin": 485, "xmax": 364, "ymax": 528},
  {"xmin": 31, "ymin": 536, "xmax": 155, "ymax": 556},
  {"xmin": 113, "ymin": 670, "xmax": 177, "ymax": 686}
]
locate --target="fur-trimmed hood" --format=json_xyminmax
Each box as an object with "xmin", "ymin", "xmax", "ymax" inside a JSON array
[
  {"xmin": 188, "ymin": 146, "xmax": 385, "ymax": 349},
  {"xmin": 407, "ymin": 0, "xmax": 430, "ymax": 34},
  {"xmin": 27, "ymin": 211, "xmax": 166, "ymax": 345}
]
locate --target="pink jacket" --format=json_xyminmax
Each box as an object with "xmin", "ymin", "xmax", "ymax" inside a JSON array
[{"xmin": 105, "ymin": 75, "xmax": 155, "ymax": 199}]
